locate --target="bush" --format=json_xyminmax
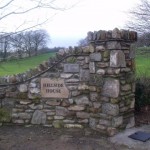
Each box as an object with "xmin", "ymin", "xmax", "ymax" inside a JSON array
[{"xmin": 135, "ymin": 76, "xmax": 150, "ymax": 111}]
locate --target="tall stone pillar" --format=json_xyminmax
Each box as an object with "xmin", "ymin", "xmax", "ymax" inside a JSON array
[{"xmin": 87, "ymin": 28, "xmax": 137, "ymax": 136}]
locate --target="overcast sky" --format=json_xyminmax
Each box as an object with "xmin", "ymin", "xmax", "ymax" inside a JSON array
[
  {"xmin": 44, "ymin": 0, "xmax": 139, "ymax": 47},
  {"xmin": 1, "ymin": 0, "xmax": 140, "ymax": 48}
]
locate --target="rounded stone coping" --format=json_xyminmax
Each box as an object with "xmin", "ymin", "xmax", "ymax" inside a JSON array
[{"xmin": 87, "ymin": 28, "xmax": 137, "ymax": 42}]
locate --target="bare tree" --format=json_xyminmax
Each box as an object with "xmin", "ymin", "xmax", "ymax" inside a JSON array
[
  {"xmin": 31, "ymin": 30, "xmax": 50, "ymax": 55},
  {"xmin": 126, "ymin": 0, "xmax": 150, "ymax": 34},
  {"xmin": 0, "ymin": 0, "xmax": 78, "ymax": 39},
  {"xmin": 0, "ymin": 33, "xmax": 11, "ymax": 60}
]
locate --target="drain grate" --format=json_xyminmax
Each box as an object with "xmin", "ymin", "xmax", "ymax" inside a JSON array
[{"xmin": 129, "ymin": 131, "xmax": 150, "ymax": 142}]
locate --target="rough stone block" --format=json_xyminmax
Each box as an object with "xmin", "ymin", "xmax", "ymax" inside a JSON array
[
  {"xmin": 102, "ymin": 103, "xmax": 119, "ymax": 116},
  {"xmin": 106, "ymin": 41, "xmax": 121, "ymax": 49},
  {"xmin": 56, "ymin": 106, "xmax": 69, "ymax": 117},
  {"xmin": 112, "ymin": 116, "xmax": 123, "ymax": 127},
  {"xmin": 90, "ymin": 53, "xmax": 102, "ymax": 61},
  {"xmin": 76, "ymin": 112, "xmax": 90, "ymax": 119},
  {"xmin": 31, "ymin": 110, "xmax": 46, "ymax": 125},
  {"xmin": 68, "ymin": 105, "xmax": 85, "ymax": 111},
  {"xmin": 18, "ymin": 84, "xmax": 28, "ymax": 93},
  {"xmin": 90, "ymin": 92, "xmax": 98, "ymax": 101},
  {"xmin": 64, "ymin": 64, "xmax": 79, "ymax": 73},
  {"xmin": 89, "ymin": 62, "xmax": 95, "ymax": 73},
  {"xmin": 80, "ymin": 69, "xmax": 90, "ymax": 81},
  {"xmin": 110, "ymin": 50, "xmax": 126, "ymax": 67},
  {"xmin": 74, "ymin": 96, "xmax": 89, "ymax": 105},
  {"xmin": 102, "ymin": 79, "xmax": 120, "ymax": 98}
]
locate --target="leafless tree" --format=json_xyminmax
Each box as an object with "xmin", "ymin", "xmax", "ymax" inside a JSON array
[
  {"xmin": 0, "ymin": 0, "xmax": 78, "ymax": 39},
  {"xmin": 126, "ymin": 0, "xmax": 150, "ymax": 34},
  {"xmin": 10, "ymin": 30, "xmax": 50, "ymax": 58},
  {"xmin": 31, "ymin": 30, "xmax": 50, "ymax": 55}
]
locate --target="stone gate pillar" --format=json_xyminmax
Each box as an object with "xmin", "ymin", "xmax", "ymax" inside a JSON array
[{"xmin": 87, "ymin": 28, "xmax": 137, "ymax": 136}]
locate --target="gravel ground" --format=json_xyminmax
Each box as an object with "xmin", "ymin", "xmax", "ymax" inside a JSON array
[{"xmin": 0, "ymin": 125, "xmax": 132, "ymax": 150}]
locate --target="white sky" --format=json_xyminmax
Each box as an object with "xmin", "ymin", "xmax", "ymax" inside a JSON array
[
  {"xmin": 0, "ymin": 0, "xmax": 140, "ymax": 47},
  {"xmin": 45, "ymin": 0, "xmax": 139, "ymax": 47}
]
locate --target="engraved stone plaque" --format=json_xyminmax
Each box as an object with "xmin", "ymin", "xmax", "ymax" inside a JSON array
[
  {"xmin": 64, "ymin": 64, "xmax": 79, "ymax": 73},
  {"xmin": 41, "ymin": 78, "xmax": 69, "ymax": 98}
]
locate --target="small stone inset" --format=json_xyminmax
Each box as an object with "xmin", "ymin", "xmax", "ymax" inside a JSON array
[{"xmin": 64, "ymin": 64, "xmax": 79, "ymax": 73}]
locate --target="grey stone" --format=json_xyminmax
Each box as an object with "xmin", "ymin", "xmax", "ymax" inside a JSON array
[
  {"xmin": 64, "ymin": 124, "xmax": 83, "ymax": 128},
  {"xmin": 110, "ymin": 50, "xmax": 126, "ymax": 67},
  {"xmin": 2, "ymin": 98, "xmax": 15, "ymax": 109},
  {"xmin": 112, "ymin": 28, "xmax": 121, "ymax": 39},
  {"xmin": 29, "ymin": 88, "xmax": 40, "ymax": 94},
  {"xmin": 99, "ymin": 119, "xmax": 111, "ymax": 126},
  {"xmin": 56, "ymin": 106, "xmax": 69, "ymax": 116},
  {"xmin": 19, "ymin": 100, "xmax": 31, "ymax": 105},
  {"xmin": 71, "ymin": 91, "xmax": 80, "ymax": 97},
  {"xmin": 102, "ymin": 103, "xmax": 119, "ymax": 116},
  {"xmin": 74, "ymin": 96, "xmax": 89, "ymax": 105},
  {"xmin": 46, "ymin": 100, "xmax": 61, "ymax": 106},
  {"xmin": 29, "ymin": 83, "xmax": 37, "ymax": 88},
  {"xmin": 121, "ymin": 84, "xmax": 131, "ymax": 91},
  {"xmin": 89, "ymin": 62, "xmax": 95, "ymax": 73},
  {"xmin": 64, "ymin": 64, "xmax": 79, "ymax": 73},
  {"xmin": 76, "ymin": 112, "xmax": 90, "ymax": 119},
  {"xmin": 78, "ymin": 119, "xmax": 88, "ymax": 123},
  {"xmin": 18, "ymin": 113, "xmax": 31, "ymax": 119},
  {"xmin": 54, "ymin": 116, "xmax": 64, "ymax": 120},
  {"xmin": 93, "ymin": 102, "xmax": 101, "ymax": 108},
  {"xmin": 106, "ymin": 41, "xmax": 121, "ymax": 49},
  {"xmin": 112, "ymin": 116, "xmax": 123, "ymax": 127},
  {"xmin": 97, "ymin": 69, "xmax": 105, "ymax": 75},
  {"xmin": 31, "ymin": 110, "xmax": 46, "ymax": 125},
  {"xmin": 90, "ymin": 92, "xmax": 98, "ymax": 101},
  {"xmin": 96, "ymin": 46, "xmax": 105, "ymax": 51},
  {"xmin": 53, "ymin": 120, "xmax": 63, "ymax": 128},
  {"xmin": 90, "ymin": 53, "xmax": 102, "ymax": 61},
  {"xmin": 96, "ymin": 124, "xmax": 106, "ymax": 130},
  {"xmin": 89, "ymin": 118, "xmax": 98, "ymax": 129},
  {"xmin": 18, "ymin": 84, "xmax": 28, "ymax": 92},
  {"xmin": 12, "ymin": 119, "xmax": 24, "ymax": 124},
  {"xmin": 126, "ymin": 116, "xmax": 135, "ymax": 128},
  {"xmin": 102, "ymin": 79, "xmax": 120, "ymax": 98},
  {"xmin": 68, "ymin": 105, "xmax": 85, "ymax": 111},
  {"xmin": 78, "ymin": 84, "xmax": 89, "ymax": 90},
  {"xmin": 60, "ymin": 73, "xmax": 73, "ymax": 78},
  {"xmin": 80, "ymin": 69, "xmax": 90, "ymax": 81},
  {"xmin": 129, "ymin": 44, "xmax": 136, "ymax": 59},
  {"xmin": 29, "ymin": 104, "xmax": 43, "ymax": 110}
]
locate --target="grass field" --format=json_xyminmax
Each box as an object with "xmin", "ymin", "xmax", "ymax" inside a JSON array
[
  {"xmin": 136, "ymin": 47, "xmax": 150, "ymax": 77},
  {"xmin": 0, "ymin": 48, "xmax": 150, "ymax": 77},
  {"xmin": 0, "ymin": 52, "xmax": 55, "ymax": 76}
]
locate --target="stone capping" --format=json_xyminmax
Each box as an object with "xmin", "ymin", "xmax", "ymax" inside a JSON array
[{"xmin": 87, "ymin": 28, "xmax": 137, "ymax": 42}]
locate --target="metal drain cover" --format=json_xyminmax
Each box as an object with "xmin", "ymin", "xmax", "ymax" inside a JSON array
[{"xmin": 129, "ymin": 131, "xmax": 150, "ymax": 142}]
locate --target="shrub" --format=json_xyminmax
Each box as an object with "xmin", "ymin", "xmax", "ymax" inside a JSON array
[{"xmin": 135, "ymin": 76, "xmax": 150, "ymax": 111}]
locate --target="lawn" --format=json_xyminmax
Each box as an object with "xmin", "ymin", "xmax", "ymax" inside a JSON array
[
  {"xmin": 0, "ymin": 48, "xmax": 150, "ymax": 77},
  {"xmin": 0, "ymin": 52, "xmax": 55, "ymax": 76},
  {"xmin": 135, "ymin": 47, "xmax": 150, "ymax": 77}
]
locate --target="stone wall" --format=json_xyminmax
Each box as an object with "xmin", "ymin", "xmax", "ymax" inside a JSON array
[{"xmin": 0, "ymin": 28, "xmax": 137, "ymax": 136}]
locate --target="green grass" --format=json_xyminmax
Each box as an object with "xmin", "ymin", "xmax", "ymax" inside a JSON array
[
  {"xmin": 136, "ymin": 47, "xmax": 150, "ymax": 77},
  {"xmin": 0, "ymin": 47, "xmax": 150, "ymax": 77},
  {"xmin": 0, "ymin": 52, "xmax": 55, "ymax": 76}
]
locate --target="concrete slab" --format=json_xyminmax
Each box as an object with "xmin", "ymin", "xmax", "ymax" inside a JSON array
[{"xmin": 109, "ymin": 125, "xmax": 150, "ymax": 150}]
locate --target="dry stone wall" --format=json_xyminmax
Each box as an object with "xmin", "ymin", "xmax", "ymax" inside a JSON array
[{"xmin": 0, "ymin": 28, "xmax": 137, "ymax": 136}]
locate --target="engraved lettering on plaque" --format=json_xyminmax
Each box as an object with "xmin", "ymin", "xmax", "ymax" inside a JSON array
[{"xmin": 41, "ymin": 78, "xmax": 69, "ymax": 98}]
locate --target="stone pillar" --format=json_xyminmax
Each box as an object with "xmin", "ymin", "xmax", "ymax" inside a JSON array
[{"xmin": 87, "ymin": 28, "xmax": 137, "ymax": 136}]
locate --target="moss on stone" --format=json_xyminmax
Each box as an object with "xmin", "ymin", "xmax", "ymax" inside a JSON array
[
  {"xmin": 0, "ymin": 108, "xmax": 11, "ymax": 122},
  {"xmin": 17, "ymin": 93, "xmax": 28, "ymax": 99}
]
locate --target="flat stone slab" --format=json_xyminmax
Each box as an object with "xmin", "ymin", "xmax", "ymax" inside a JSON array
[
  {"xmin": 64, "ymin": 64, "xmax": 79, "ymax": 73},
  {"xmin": 110, "ymin": 125, "xmax": 150, "ymax": 150}
]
